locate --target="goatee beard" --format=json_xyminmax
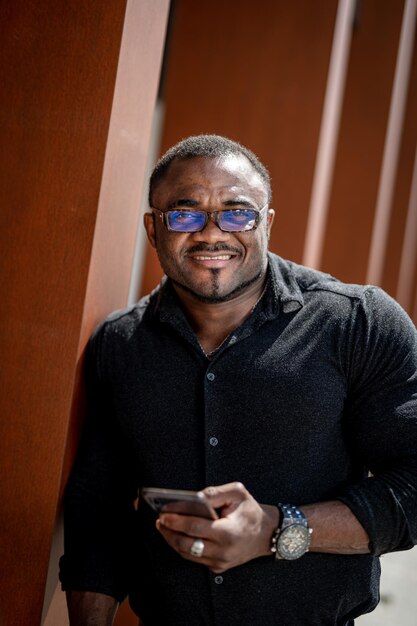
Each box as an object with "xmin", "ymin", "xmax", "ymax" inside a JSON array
[{"xmin": 171, "ymin": 268, "xmax": 263, "ymax": 304}]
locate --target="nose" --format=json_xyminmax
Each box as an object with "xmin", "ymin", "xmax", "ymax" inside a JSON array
[{"xmin": 191, "ymin": 213, "xmax": 231, "ymax": 243}]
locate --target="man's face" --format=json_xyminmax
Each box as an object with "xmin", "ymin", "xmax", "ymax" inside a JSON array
[{"xmin": 144, "ymin": 155, "xmax": 274, "ymax": 303}]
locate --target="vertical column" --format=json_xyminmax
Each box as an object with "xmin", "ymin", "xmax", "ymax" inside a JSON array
[
  {"xmin": 366, "ymin": 0, "xmax": 417, "ymax": 285},
  {"xmin": 396, "ymin": 146, "xmax": 417, "ymax": 310},
  {"xmin": 320, "ymin": 0, "xmax": 405, "ymax": 285},
  {"xmin": 0, "ymin": 2, "xmax": 169, "ymax": 625},
  {"xmin": 303, "ymin": 0, "xmax": 356, "ymax": 269}
]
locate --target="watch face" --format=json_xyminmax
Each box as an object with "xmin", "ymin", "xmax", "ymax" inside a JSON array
[{"xmin": 277, "ymin": 523, "xmax": 311, "ymax": 560}]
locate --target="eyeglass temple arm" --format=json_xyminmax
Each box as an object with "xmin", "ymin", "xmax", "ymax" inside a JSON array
[{"xmin": 150, "ymin": 207, "xmax": 165, "ymax": 223}]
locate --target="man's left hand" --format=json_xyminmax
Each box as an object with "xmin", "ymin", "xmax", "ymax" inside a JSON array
[{"xmin": 156, "ymin": 482, "xmax": 279, "ymax": 573}]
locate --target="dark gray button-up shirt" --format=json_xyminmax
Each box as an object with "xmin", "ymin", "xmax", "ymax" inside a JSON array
[{"xmin": 60, "ymin": 253, "xmax": 417, "ymax": 625}]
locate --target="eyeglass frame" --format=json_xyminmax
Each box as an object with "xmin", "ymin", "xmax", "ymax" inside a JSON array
[{"xmin": 150, "ymin": 203, "xmax": 269, "ymax": 233}]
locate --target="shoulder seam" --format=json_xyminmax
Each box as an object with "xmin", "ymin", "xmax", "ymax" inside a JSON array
[
  {"xmin": 305, "ymin": 283, "xmax": 366, "ymax": 301},
  {"xmin": 101, "ymin": 300, "xmax": 149, "ymax": 328}
]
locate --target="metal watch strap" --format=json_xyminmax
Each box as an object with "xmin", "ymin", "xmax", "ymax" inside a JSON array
[
  {"xmin": 270, "ymin": 503, "xmax": 311, "ymax": 560},
  {"xmin": 279, "ymin": 503, "xmax": 306, "ymax": 527}
]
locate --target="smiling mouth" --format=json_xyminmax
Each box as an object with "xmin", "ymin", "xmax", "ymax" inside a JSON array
[
  {"xmin": 186, "ymin": 252, "xmax": 238, "ymax": 268},
  {"xmin": 193, "ymin": 254, "xmax": 233, "ymax": 260}
]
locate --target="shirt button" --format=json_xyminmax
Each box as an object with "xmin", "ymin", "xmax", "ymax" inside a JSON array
[
  {"xmin": 229, "ymin": 335, "xmax": 237, "ymax": 345},
  {"xmin": 214, "ymin": 575, "xmax": 223, "ymax": 585},
  {"xmin": 209, "ymin": 437, "xmax": 218, "ymax": 447},
  {"xmin": 207, "ymin": 372, "xmax": 215, "ymax": 381}
]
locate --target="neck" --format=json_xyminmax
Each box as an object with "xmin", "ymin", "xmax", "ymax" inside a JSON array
[{"xmin": 172, "ymin": 272, "xmax": 268, "ymax": 355}]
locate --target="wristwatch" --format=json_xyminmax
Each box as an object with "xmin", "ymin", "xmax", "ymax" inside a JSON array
[{"xmin": 271, "ymin": 503, "xmax": 312, "ymax": 560}]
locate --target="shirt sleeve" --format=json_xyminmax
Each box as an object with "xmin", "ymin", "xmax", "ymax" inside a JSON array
[
  {"xmin": 337, "ymin": 287, "xmax": 417, "ymax": 556},
  {"xmin": 59, "ymin": 323, "xmax": 138, "ymax": 602}
]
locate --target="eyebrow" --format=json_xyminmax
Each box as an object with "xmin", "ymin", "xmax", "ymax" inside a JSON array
[
  {"xmin": 166, "ymin": 198, "xmax": 199, "ymax": 209},
  {"xmin": 166, "ymin": 197, "xmax": 256, "ymax": 210},
  {"xmin": 222, "ymin": 198, "xmax": 255, "ymax": 208}
]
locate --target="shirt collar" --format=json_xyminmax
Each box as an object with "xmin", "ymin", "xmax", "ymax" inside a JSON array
[{"xmin": 266, "ymin": 252, "xmax": 304, "ymax": 314}]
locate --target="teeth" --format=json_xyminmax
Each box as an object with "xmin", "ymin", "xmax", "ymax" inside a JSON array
[{"xmin": 194, "ymin": 255, "xmax": 232, "ymax": 260}]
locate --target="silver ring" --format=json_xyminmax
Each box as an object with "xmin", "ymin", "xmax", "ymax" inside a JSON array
[{"xmin": 190, "ymin": 538, "xmax": 205, "ymax": 558}]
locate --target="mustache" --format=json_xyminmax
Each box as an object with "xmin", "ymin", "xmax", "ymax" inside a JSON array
[{"xmin": 185, "ymin": 243, "xmax": 241, "ymax": 255}]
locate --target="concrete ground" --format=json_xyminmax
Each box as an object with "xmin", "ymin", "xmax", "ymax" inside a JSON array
[{"xmin": 357, "ymin": 548, "xmax": 417, "ymax": 625}]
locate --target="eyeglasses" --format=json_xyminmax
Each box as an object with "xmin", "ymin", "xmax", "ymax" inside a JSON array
[{"xmin": 151, "ymin": 204, "xmax": 269, "ymax": 233}]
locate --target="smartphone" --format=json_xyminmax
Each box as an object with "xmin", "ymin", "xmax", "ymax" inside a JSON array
[{"xmin": 141, "ymin": 487, "xmax": 218, "ymax": 520}]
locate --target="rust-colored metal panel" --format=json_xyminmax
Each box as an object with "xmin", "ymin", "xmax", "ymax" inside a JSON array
[
  {"xmin": 413, "ymin": 279, "xmax": 417, "ymax": 325},
  {"xmin": 0, "ymin": 4, "xmax": 126, "ymax": 624},
  {"xmin": 0, "ymin": 1, "xmax": 169, "ymax": 625},
  {"xmin": 140, "ymin": 0, "xmax": 337, "ymax": 296},
  {"xmin": 321, "ymin": 0, "xmax": 404, "ymax": 284}
]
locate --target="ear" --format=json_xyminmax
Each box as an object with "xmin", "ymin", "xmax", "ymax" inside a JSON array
[
  {"xmin": 144, "ymin": 212, "xmax": 157, "ymax": 248},
  {"xmin": 266, "ymin": 209, "xmax": 275, "ymax": 239}
]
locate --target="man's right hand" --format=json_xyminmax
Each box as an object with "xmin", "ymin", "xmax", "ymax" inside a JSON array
[
  {"xmin": 156, "ymin": 482, "xmax": 279, "ymax": 573},
  {"xmin": 66, "ymin": 591, "xmax": 118, "ymax": 626}
]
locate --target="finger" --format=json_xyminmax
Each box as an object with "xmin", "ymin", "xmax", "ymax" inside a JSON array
[
  {"xmin": 202, "ymin": 482, "xmax": 249, "ymax": 509},
  {"xmin": 159, "ymin": 512, "xmax": 215, "ymax": 539},
  {"xmin": 157, "ymin": 521, "xmax": 217, "ymax": 563},
  {"xmin": 156, "ymin": 520, "xmax": 240, "ymax": 573}
]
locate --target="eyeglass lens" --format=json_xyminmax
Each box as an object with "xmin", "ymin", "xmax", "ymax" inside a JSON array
[{"xmin": 167, "ymin": 209, "xmax": 258, "ymax": 232}]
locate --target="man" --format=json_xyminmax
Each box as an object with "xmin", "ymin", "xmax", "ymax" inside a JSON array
[{"xmin": 60, "ymin": 134, "xmax": 417, "ymax": 625}]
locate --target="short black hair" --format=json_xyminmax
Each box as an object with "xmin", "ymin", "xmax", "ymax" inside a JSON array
[{"xmin": 148, "ymin": 134, "xmax": 271, "ymax": 205}]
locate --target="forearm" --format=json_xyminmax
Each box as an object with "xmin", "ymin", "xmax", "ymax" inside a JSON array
[
  {"xmin": 300, "ymin": 500, "xmax": 370, "ymax": 554},
  {"xmin": 66, "ymin": 591, "xmax": 119, "ymax": 626}
]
